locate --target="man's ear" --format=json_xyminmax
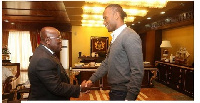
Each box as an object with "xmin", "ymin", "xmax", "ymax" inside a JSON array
[
  {"xmin": 45, "ymin": 38, "xmax": 50, "ymax": 45},
  {"xmin": 114, "ymin": 12, "xmax": 120, "ymax": 20}
]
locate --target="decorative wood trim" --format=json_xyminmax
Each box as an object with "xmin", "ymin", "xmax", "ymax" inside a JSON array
[
  {"xmin": 2, "ymin": 22, "xmax": 72, "ymax": 32},
  {"xmin": 135, "ymin": 11, "xmax": 194, "ymax": 34}
]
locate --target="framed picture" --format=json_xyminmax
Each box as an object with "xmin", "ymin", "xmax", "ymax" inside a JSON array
[{"xmin": 90, "ymin": 36, "xmax": 109, "ymax": 56}]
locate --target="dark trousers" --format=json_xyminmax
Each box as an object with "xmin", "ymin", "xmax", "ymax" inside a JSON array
[{"xmin": 109, "ymin": 90, "xmax": 127, "ymax": 100}]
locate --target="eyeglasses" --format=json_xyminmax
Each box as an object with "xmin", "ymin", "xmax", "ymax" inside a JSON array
[{"xmin": 48, "ymin": 36, "xmax": 62, "ymax": 40}]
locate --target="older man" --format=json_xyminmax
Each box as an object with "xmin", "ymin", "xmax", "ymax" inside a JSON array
[{"xmin": 28, "ymin": 27, "xmax": 87, "ymax": 100}]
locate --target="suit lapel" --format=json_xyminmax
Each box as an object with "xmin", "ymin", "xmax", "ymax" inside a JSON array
[
  {"xmin": 53, "ymin": 55, "xmax": 70, "ymax": 83},
  {"xmin": 39, "ymin": 45, "xmax": 70, "ymax": 83}
]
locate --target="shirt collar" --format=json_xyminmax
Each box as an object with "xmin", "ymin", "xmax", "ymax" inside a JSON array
[
  {"xmin": 110, "ymin": 24, "xmax": 127, "ymax": 43},
  {"xmin": 42, "ymin": 45, "xmax": 54, "ymax": 54}
]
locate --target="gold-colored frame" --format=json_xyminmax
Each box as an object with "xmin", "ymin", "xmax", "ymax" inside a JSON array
[{"xmin": 90, "ymin": 36, "xmax": 109, "ymax": 55}]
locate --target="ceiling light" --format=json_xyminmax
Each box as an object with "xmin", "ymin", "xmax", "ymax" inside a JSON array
[
  {"xmin": 83, "ymin": 6, "xmax": 105, "ymax": 14},
  {"xmin": 85, "ymin": 0, "xmax": 168, "ymax": 8},
  {"xmin": 160, "ymin": 12, "xmax": 165, "ymax": 14},
  {"xmin": 4, "ymin": 20, "xmax": 9, "ymax": 22},
  {"xmin": 124, "ymin": 17, "xmax": 135, "ymax": 22},
  {"xmin": 82, "ymin": 14, "xmax": 103, "ymax": 20},
  {"xmin": 82, "ymin": 0, "xmax": 168, "ymax": 27},
  {"xmin": 83, "ymin": 6, "xmax": 148, "ymax": 17},
  {"xmin": 82, "ymin": 6, "xmax": 138, "ymax": 27},
  {"xmin": 11, "ymin": 23, "xmax": 15, "ymax": 25},
  {"xmin": 82, "ymin": 20, "xmax": 103, "ymax": 24},
  {"xmin": 147, "ymin": 17, "xmax": 151, "ymax": 19},
  {"xmin": 123, "ymin": 9, "xmax": 147, "ymax": 17},
  {"xmin": 82, "ymin": 23, "xmax": 104, "ymax": 27}
]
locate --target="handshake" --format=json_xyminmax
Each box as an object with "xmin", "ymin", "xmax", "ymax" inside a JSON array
[{"xmin": 80, "ymin": 80, "xmax": 93, "ymax": 93}]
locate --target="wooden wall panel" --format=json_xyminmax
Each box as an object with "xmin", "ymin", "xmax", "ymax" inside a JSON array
[
  {"xmin": 2, "ymin": 22, "xmax": 71, "ymax": 32},
  {"xmin": 2, "ymin": 31, "xmax": 9, "ymax": 48},
  {"xmin": 140, "ymin": 30, "xmax": 162, "ymax": 65},
  {"xmin": 139, "ymin": 33, "xmax": 147, "ymax": 61},
  {"xmin": 154, "ymin": 30, "xmax": 162, "ymax": 62},
  {"xmin": 145, "ymin": 30, "xmax": 155, "ymax": 64}
]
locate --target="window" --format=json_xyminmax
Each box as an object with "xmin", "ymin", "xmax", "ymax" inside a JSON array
[{"xmin": 8, "ymin": 31, "xmax": 33, "ymax": 70}]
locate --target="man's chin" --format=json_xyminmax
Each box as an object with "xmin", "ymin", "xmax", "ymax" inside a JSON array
[
  {"xmin": 107, "ymin": 27, "xmax": 113, "ymax": 32},
  {"xmin": 108, "ymin": 29, "xmax": 112, "ymax": 32},
  {"xmin": 58, "ymin": 48, "xmax": 62, "ymax": 52},
  {"xmin": 55, "ymin": 48, "xmax": 62, "ymax": 53}
]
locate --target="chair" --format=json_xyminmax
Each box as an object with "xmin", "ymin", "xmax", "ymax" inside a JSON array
[
  {"xmin": 2, "ymin": 76, "xmax": 16, "ymax": 101},
  {"xmin": 2, "ymin": 63, "xmax": 20, "ymax": 101}
]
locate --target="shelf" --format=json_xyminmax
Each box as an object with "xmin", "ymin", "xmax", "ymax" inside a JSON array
[{"xmin": 78, "ymin": 56, "xmax": 105, "ymax": 63}]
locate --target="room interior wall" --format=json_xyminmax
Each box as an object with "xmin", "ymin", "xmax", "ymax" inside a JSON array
[
  {"xmin": 145, "ymin": 30, "xmax": 156, "ymax": 64},
  {"xmin": 71, "ymin": 26, "xmax": 111, "ymax": 66},
  {"xmin": 162, "ymin": 25, "xmax": 194, "ymax": 66}
]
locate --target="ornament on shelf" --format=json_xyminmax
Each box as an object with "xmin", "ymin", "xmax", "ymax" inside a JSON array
[
  {"xmin": 175, "ymin": 47, "xmax": 190, "ymax": 66},
  {"xmin": 2, "ymin": 45, "xmax": 11, "ymax": 61}
]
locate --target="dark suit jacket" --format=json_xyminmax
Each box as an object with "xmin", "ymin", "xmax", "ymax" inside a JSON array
[{"xmin": 28, "ymin": 44, "xmax": 80, "ymax": 100}]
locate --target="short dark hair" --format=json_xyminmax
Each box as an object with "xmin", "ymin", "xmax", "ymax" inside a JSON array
[{"xmin": 106, "ymin": 4, "xmax": 127, "ymax": 20}]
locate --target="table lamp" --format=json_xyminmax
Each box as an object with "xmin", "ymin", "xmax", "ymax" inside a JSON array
[{"xmin": 160, "ymin": 40, "xmax": 172, "ymax": 62}]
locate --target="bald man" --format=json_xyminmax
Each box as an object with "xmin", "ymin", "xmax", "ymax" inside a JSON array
[{"xmin": 28, "ymin": 27, "xmax": 87, "ymax": 100}]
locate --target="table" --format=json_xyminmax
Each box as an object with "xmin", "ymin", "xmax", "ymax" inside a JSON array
[
  {"xmin": 71, "ymin": 65, "xmax": 158, "ymax": 89},
  {"xmin": 71, "ymin": 66, "xmax": 100, "ymax": 89},
  {"xmin": 141, "ymin": 67, "xmax": 157, "ymax": 87}
]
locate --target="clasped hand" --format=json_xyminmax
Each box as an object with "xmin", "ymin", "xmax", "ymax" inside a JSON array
[{"xmin": 80, "ymin": 80, "xmax": 93, "ymax": 93}]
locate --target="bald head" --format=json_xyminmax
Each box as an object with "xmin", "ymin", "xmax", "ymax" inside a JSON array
[
  {"xmin": 39, "ymin": 27, "xmax": 62, "ymax": 52},
  {"xmin": 40, "ymin": 27, "xmax": 60, "ymax": 42}
]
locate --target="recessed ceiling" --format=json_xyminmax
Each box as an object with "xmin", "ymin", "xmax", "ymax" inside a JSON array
[{"xmin": 2, "ymin": 1, "xmax": 194, "ymax": 27}]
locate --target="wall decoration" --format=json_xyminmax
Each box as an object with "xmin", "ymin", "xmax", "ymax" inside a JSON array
[{"xmin": 90, "ymin": 36, "xmax": 109, "ymax": 57}]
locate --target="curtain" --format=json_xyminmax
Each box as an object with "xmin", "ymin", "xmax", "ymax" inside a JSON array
[
  {"xmin": 8, "ymin": 31, "xmax": 33, "ymax": 70},
  {"xmin": 30, "ymin": 31, "xmax": 39, "ymax": 52},
  {"xmin": 2, "ymin": 31, "xmax": 9, "ymax": 47}
]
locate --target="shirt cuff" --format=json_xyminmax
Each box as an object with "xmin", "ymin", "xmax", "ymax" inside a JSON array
[{"xmin": 80, "ymin": 85, "xmax": 81, "ymax": 92}]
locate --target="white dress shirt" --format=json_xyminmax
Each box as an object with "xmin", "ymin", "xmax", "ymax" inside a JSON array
[
  {"xmin": 110, "ymin": 24, "xmax": 127, "ymax": 43},
  {"xmin": 42, "ymin": 45, "xmax": 54, "ymax": 54}
]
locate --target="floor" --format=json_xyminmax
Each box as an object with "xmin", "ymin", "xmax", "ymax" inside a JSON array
[
  {"xmin": 70, "ymin": 81, "xmax": 193, "ymax": 101},
  {"xmin": 19, "ymin": 71, "xmax": 194, "ymax": 101}
]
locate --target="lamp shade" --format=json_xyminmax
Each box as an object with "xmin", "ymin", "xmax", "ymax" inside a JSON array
[{"xmin": 160, "ymin": 40, "xmax": 172, "ymax": 48}]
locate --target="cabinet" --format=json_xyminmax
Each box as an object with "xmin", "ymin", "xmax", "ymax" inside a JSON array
[
  {"xmin": 156, "ymin": 61, "xmax": 194, "ymax": 97},
  {"xmin": 157, "ymin": 63, "xmax": 169, "ymax": 84},
  {"xmin": 74, "ymin": 57, "xmax": 105, "ymax": 89},
  {"xmin": 168, "ymin": 66, "xmax": 184, "ymax": 92},
  {"xmin": 80, "ymin": 71, "xmax": 100, "ymax": 90},
  {"xmin": 183, "ymin": 68, "xmax": 194, "ymax": 97},
  {"xmin": 71, "ymin": 67, "xmax": 103, "ymax": 89}
]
